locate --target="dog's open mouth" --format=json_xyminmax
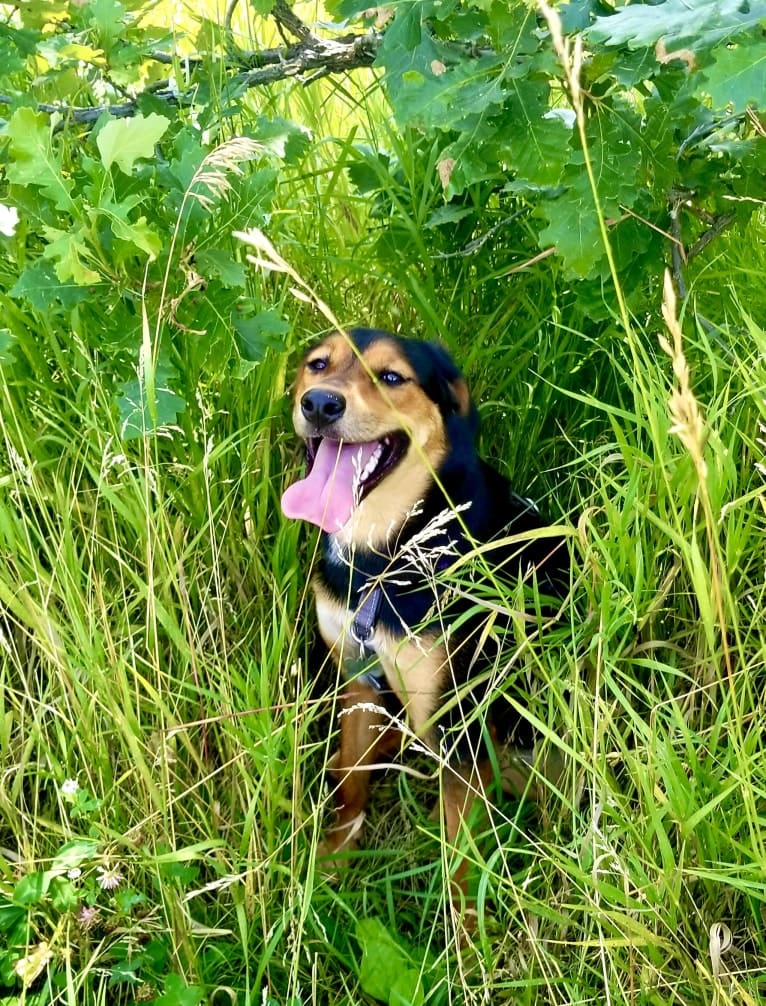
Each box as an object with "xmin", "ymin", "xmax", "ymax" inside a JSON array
[{"xmin": 281, "ymin": 433, "xmax": 408, "ymax": 532}]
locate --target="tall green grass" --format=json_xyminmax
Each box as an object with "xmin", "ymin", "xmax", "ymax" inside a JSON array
[{"xmin": 1, "ymin": 14, "xmax": 766, "ymax": 1006}]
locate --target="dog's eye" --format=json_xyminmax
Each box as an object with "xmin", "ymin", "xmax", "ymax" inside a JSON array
[
  {"xmin": 306, "ymin": 357, "xmax": 328, "ymax": 372},
  {"xmin": 379, "ymin": 369, "xmax": 406, "ymax": 387}
]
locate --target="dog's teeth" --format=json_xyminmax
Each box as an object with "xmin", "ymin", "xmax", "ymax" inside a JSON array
[{"xmin": 360, "ymin": 444, "xmax": 383, "ymax": 483}]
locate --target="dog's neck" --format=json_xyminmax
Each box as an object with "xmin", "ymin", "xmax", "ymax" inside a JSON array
[{"xmin": 318, "ymin": 461, "xmax": 489, "ymax": 605}]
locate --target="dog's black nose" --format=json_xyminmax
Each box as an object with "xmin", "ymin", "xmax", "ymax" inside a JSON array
[{"xmin": 300, "ymin": 388, "xmax": 346, "ymax": 427}]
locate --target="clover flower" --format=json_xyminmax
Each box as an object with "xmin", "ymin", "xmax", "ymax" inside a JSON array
[
  {"xmin": 96, "ymin": 864, "xmax": 124, "ymax": 890},
  {"xmin": 78, "ymin": 905, "xmax": 99, "ymax": 929}
]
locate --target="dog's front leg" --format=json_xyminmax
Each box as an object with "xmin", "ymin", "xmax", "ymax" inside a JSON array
[
  {"xmin": 321, "ymin": 678, "xmax": 398, "ymax": 864},
  {"xmin": 441, "ymin": 759, "xmax": 493, "ymax": 917}
]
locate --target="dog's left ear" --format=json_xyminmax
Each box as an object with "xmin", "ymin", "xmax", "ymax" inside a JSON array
[
  {"xmin": 422, "ymin": 342, "xmax": 472, "ymax": 417},
  {"xmin": 445, "ymin": 374, "xmax": 471, "ymax": 417},
  {"xmin": 437, "ymin": 373, "xmax": 471, "ymax": 418}
]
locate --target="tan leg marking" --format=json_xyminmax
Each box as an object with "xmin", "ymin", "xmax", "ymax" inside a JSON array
[
  {"xmin": 441, "ymin": 758, "xmax": 494, "ymax": 914},
  {"xmin": 321, "ymin": 679, "xmax": 400, "ymax": 864}
]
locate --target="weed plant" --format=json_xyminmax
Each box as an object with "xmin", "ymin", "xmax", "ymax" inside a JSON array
[{"xmin": 1, "ymin": 10, "xmax": 766, "ymax": 1006}]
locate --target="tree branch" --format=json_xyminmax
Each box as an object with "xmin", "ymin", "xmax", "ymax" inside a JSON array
[
  {"xmin": 272, "ymin": 0, "xmax": 312, "ymax": 42},
  {"xmin": 669, "ymin": 196, "xmax": 733, "ymax": 352},
  {"xmin": 0, "ymin": 6, "xmax": 382, "ymax": 124}
]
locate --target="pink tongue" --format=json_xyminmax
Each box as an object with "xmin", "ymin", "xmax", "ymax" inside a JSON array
[{"xmin": 281, "ymin": 439, "xmax": 380, "ymax": 532}]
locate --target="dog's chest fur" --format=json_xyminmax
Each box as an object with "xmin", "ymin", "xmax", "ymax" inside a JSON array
[
  {"xmin": 313, "ymin": 531, "xmax": 452, "ymax": 737},
  {"xmin": 311, "ymin": 466, "xmax": 567, "ymax": 748}
]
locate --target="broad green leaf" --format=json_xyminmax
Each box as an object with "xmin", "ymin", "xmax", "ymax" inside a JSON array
[
  {"xmin": 252, "ymin": 115, "xmax": 312, "ymax": 162},
  {"xmin": 233, "ymin": 309, "xmax": 288, "ymax": 363},
  {"xmin": 58, "ymin": 42, "xmax": 106, "ymax": 64},
  {"xmin": 501, "ymin": 82, "xmax": 573, "ymax": 186},
  {"xmin": 325, "ymin": 0, "xmax": 375, "ymax": 17},
  {"xmin": 4, "ymin": 108, "xmax": 73, "ymax": 210},
  {"xmin": 97, "ymin": 113, "xmax": 170, "ymax": 175},
  {"xmin": 386, "ymin": 51, "xmax": 507, "ymax": 132},
  {"xmin": 116, "ymin": 364, "xmax": 186, "ymax": 440},
  {"xmin": 355, "ymin": 918, "xmax": 424, "ymax": 1005},
  {"xmin": 424, "ymin": 204, "xmax": 475, "ymax": 229},
  {"xmin": 49, "ymin": 878, "xmax": 78, "ymax": 912},
  {"xmin": 42, "ymin": 226, "xmax": 100, "ymax": 285},
  {"xmin": 437, "ymin": 132, "xmax": 506, "ymax": 193},
  {"xmin": 108, "ymin": 959, "xmax": 142, "ymax": 987},
  {"xmin": 13, "ymin": 872, "xmax": 49, "ymax": 906},
  {"xmin": 539, "ymin": 112, "xmax": 641, "ymax": 277},
  {"xmin": 167, "ymin": 129, "xmax": 208, "ymax": 190},
  {"xmin": 539, "ymin": 173, "xmax": 606, "ymax": 278},
  {"xmin": 9, "ymin": 260, "xmax": 90, "ymax": 309},
  {"xmin": 151, "ymin": 973, "xmax": 204, "ymax": 1006},
  {"xmin": 376, "ymin": 2, "xmax": 507, "ymax": 130},
  {"xmin": 18, "ymin": 0, "xmax": 69, "ymax": 29},
  {"xmin": 347, "ymin": 148, "xmax": 392, "ymax": 195},
  {"xmin": 589, "ymin": 0, "xmax": 766, "ymax": 51},
  {"xmin": 390, "ymin": 971, "xmax": 425, "ymax": 1006},
  {"xmin": 195, "ymin": 249, "xmax": 247, "ymax": 288},
  {"xmin": 114, "ymin": 888, "xmax": 146, "ymax": 914},
  {"xmin": 0, "ymin": 899, "xmax": 26, "ymax": 935},
  {"xmin": 111, "ymin": 214, "xmax": 162, "ymax": 260},
  {"xmin": 559, "ymin": 0, "xmax": 611, "ymax": 34},
  {"xmin": 51, "ymin": 839, "xmax": 99, "ymax": 872},
  {"xmin": 89, "ymin": 0, "xmax": 126, "ymax": 52},
  {"xmin": 234, "ymin": 166, "xmax": 279, "ymax": 217},
  {"xmin": 0, "ymin": 24, "xmax": 40, "ymax": 75},
  {"xmin": 699, "ymin": 40, "xmax": 766, "ymax": 113}
]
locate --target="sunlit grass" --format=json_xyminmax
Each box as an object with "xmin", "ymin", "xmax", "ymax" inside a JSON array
[{"xmin": 1, "ymin": 2, "xmax": 766, "ymax": 1003}]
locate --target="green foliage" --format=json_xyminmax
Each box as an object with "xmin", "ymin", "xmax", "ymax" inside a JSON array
[
  {"xmin": 589, "ymin": 0, "xmax": 766, "ymax": 48},
  {"xmin": 0, "ymin": 3, "xmax": 317, "ymax": 441},
  {"xmin": 332, "ymin": 0, "xmax": 766, "ymax": 287},
  {"xmin": 5, "ymin": 109, "xmax": 75, "ymax": 210},
  {"xmin": 0, "ymin": 2, "xmax": 765, "ymax": 1005},
  {"xmin": 96, "ymin": 113, "xmax": 172, "ymax": 175},
  {"xmin": 702, "ymin": 39, "xmax": 766, "ymax": 113},
  {"xmin": 355, "ymin": 917, "xmax": 442, "ymax": 1005}
]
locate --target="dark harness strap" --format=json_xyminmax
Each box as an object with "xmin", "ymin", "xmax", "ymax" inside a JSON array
[
  {"xmin": 349, "ymin": 584, "xmax": 387, "ymax": 692},
  {"xmin": 351, "ymin": 583, "xmax": 383, "ymax": 647},
  {"xmin": 359, "ymin": 668, "xmax": 389, "ymax": 693},
  {"xmin": 347, "ymin": 556, "xmax": 450, "ymax": 693}
]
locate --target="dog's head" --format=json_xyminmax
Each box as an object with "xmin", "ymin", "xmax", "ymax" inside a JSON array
[{"xmin": 281, "ymin": 328, "xmax": 476, "ymax": 545}]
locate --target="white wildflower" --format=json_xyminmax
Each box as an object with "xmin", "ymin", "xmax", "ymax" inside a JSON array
[
  {"xmin": 60, "ymin": 778, "xmax": 79, "ymax": 798},
  {"xmin": 96, "ymin": 864, "xmax": 124, "ymax": 890},
  {"xmin": 0, "ymin": 203, "xmax": 19, "ymax": 237}
]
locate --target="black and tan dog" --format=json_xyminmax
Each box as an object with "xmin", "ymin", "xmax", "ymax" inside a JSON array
[{"xmin": 282, "ymin": 327, "xmax": 568, "ymax": 893}]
